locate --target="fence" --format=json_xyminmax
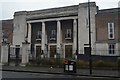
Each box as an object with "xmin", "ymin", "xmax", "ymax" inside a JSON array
[{"xmin": 7, "ymin": 49, "xmax": 120, "ymax": 77}]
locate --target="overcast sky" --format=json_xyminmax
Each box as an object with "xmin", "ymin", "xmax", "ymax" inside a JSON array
[{"xmin": 0, "ymin": 0, "xmax": 120, "ymax": 20}]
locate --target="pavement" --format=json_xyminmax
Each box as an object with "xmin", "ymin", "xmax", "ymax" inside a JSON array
[{"xmin": 1, "ymin": 65, "xmax": 120, "ymax": 78}]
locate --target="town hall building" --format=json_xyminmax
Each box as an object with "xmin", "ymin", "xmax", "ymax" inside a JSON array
[
  {"xmin": 12, "ymin": 2, "xmax": 97, "ymax": 63},
  {"xmin": 0, "ymin": 2, "xmax": 120, "ymax": 65}
]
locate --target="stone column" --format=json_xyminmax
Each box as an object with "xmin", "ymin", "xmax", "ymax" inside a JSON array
[
  {"xmin": 28, "ymin": 23, "xmax": 31, "ymax": 43},
  {"xmin": 41, "ymin": 22, "xmax": 46, "ymax": 57},
  {"xmin": 27, "ymin": 23, "xmax": 31, "ymax": 58},
  {"xmin": 21, "ymin": 42, "xmax": 30, "ymax": 66},
  {"xmin": 1, "ymin": 42, "xmax": 8, "ymax": 64},
  {"xmin": 57, "ymin": 20, "xmax": 61, "ymax": 58},
  {"xmin": 73, "ymin": 19, "xmax": 77, "ymax": 59}
]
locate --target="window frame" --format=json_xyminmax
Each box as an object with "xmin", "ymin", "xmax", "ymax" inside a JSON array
[
  {"xmin": 50, "ymin": 30, "xmax": 56, "ymax": 40},
  {"xmin": 108, "ymin": 22, "xmax": 115, "ymax": 39},
  {"xmin": 108, "ymin": 44, "xmax": 115, "ymax": 54},
  {"xmin": 65, "ymin": 29, "xmax": 72, "ymax": 39},
  {"xmin": 36, "ymin": 30, "xmax": 42, "ymax": 40}
]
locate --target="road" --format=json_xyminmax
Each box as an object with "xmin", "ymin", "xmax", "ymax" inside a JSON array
[{"xmin": 1, "ymin": 71, "xmax": 120, "ymax": 80}]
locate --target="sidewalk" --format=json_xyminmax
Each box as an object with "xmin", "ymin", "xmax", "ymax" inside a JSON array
[{"xmin": 1, "ymin": 65, "xmax": 119, "ymax": 78}]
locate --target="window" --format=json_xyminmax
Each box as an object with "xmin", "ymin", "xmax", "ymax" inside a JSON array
[
  {"xmin": 2, "ymin": 31, "xmax": 8, "ymax": 42},
  {"xmin": 50, "ymin": 30, "xmax": 56, "ymax": 40},
  {"xmin": 108, "ymin": 44, "xmax": 115, "ymax": 54},
  {"xmin": 65, "ymin": 29, "xmax": 72, "ymax": 39},
  {"xmin": 36, "ymin": 31, "xmax": 42, "ymax": 40},
  {"xmin": 108, "ymin": 22, "xmax": 115, "ymax": 39}
]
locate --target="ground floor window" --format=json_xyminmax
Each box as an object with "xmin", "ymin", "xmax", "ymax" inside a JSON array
[{"xmin": 108, "ymin": 44, "xmax": 115, "ymax": 54}]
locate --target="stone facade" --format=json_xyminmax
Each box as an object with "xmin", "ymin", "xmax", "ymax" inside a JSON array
[
  {"xmin": 1, "ymin": 2, "xmax": 120, "ymax": 65},
  {"xmin": 12, "ymin": 2, "xmax": 97, "ymax": 64}
]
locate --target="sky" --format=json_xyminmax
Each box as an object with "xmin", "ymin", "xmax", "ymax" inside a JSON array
[{"xmin": 0, "ymin": 0, "xmax": 120, "ymax": 20}]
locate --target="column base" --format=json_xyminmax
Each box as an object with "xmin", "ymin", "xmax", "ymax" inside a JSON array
[
  {"xmin": 54, "ymin": 54, "xmax": 57, "ymax": 58},
  {"xmin": 0, "ymin": 62, "xmax": 9, "ymax": 66},
  {"xmin": 0, "ymin": 63, "xmax": 2, "ymax": 66},
  {"xmin": 73, "ymin": 55, "xmax": 77, "ymax": 60},
  {"xmin": 75, "ymin": 55, "xmax": 78, "ymax": 59},
  {"xmin": 20, "ymin": 63, "xmax": 28, "ymax": 67}
]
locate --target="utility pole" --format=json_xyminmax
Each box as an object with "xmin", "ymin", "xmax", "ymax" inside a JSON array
[
  {"xmin": 88, "ymin": 0, "xmax": 92, "ymax": 75},
  {"xmin": 76, "ymin": 20, "xmax": 78, "ymax": 59}
]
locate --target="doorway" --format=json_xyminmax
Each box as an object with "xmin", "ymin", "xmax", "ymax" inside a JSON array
[
  {"xmin": 15, "ymin": 48, "xmax": 20, "ymax": 66},
  {"xmin": 65, "ymin": 45, "xmax": 72, "ymax": 59},
  {"xmin": 50, "ymin": 45, "xmax": 56, "ymax": 58},
  {"xmin": 36, "ymin": 46, "xmax": 41, "ymax": 59}
]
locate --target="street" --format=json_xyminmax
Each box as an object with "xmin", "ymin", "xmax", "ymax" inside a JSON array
[
  {"xmin": 1, "ymin": 71, "xmax": 120, "ymax": 80},
  {"xmin": 2, "ymin": 71, "xmax": 74, "ymax": 78},
  {"xmin": 2, "ymin": 65, "xmax": 119, "ymax": 76}
]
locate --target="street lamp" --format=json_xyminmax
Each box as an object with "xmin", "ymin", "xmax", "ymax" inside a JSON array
[
  {"xmin": 88, "ymin": 0, "xmax": 92, "ymax": 75},
  {"xmin": 76, "ymin": 20, "xmax": 79, "ymax": 59}
]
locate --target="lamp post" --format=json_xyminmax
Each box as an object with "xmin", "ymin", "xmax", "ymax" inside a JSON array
[
  {"xmin": 7, "ymin": 43, "xmax": 10, "ymax": 65},
  {"xmin": 88, "ymin": 0, "xmax": 92, "ymax": 75},
  {"xmin": 76, "ymin": 20, "xmax": 78, "ymax": 59}
]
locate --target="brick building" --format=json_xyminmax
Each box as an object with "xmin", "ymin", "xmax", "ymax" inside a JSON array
[
  {"xmin": 0, "ymin": 19, "xmax": 13, "ymax": 62},
  {"xmin": 95, "ymin": 8, "xmax": 120, "ymax": 56}
]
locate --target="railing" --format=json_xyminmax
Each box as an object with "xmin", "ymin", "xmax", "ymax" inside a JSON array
[
  {"xmin": 50, "ymin": 35, "xmax": 56, "ymax": 40},
  {"xmin": 65, "ymin": 34, "xmax": 72, "ymax": 40}
]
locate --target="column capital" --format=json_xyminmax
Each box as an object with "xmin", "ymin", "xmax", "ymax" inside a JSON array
[
  {"xmin": 57, "ymin": 20, "xmax": 60, "ymax": 23},
  {"xmin": 73, "ymin": 18, "xmax": 77, "ymax": 20},
  {"xmin": 73, "ymin": 19, "xmax": 77, "ymax": 23},
  {"xmin": 41, "ymin": 20, "xmax": 45, "ymax": 25}
]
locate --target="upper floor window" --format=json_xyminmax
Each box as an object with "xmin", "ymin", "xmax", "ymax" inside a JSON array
[
  {"xmin": 50, "ymin": 30, "xmax": 56, "ymax": 40},
  {"xmin": 108, "ymin": 22, "xmax": 115, "ymax": 39},
  {"xmin": 108, "ymin": 44, "xmax": 115, "ymax": 54},
  {"xmin": 36, "ymin": 31, "xmax": 42, "ymax": 40},
  {"xmin": 65, "ymin": 29, "xmax": 72, "ymax": 39}
]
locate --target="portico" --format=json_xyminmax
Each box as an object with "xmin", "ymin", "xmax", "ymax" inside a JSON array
[{"xmin": 27, "ymin": 16, "xmax": 78, "ymax": 59}]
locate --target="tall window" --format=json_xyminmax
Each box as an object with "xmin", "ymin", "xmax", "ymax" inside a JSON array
[
  {"xmin": 65, "ymin": 29, "xmax": 72, "ymax": 39},
  {"xmin": 50, "ymin": 30, "xmax": 56, "ymax": 40},
  {"xmin": 108, "ymin": 22, "xmax": 115, "ymax": 39},
  {"xmin": 108, "ymin": 44, "xmax": 115, "ymax": 54},
  {"xmin": 36, "ymin": 31, "xmax": 42, "ymax": 40}
]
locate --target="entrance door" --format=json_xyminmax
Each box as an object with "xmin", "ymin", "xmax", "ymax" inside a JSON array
[
  {"xmin": 65, "ymin": 45, "xmax": 72, "ymax": 59},
  {"xmin": 36, "ymin": 46, "xmax": 41, "ymax": 59},
  {"xmin": 84, "ymin": 47, "xmax": 91, "ymax": 60},
  {"xmin": 50, "ymin": 45, "xmax": 56, "ymax": 58},
  {"xmin": 15, "ymin": 48, "xmax": 20, "ymax": 66},
  {"xmin": 84, "ymin": 47, "xmax": 91, "ymax": 56}
]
